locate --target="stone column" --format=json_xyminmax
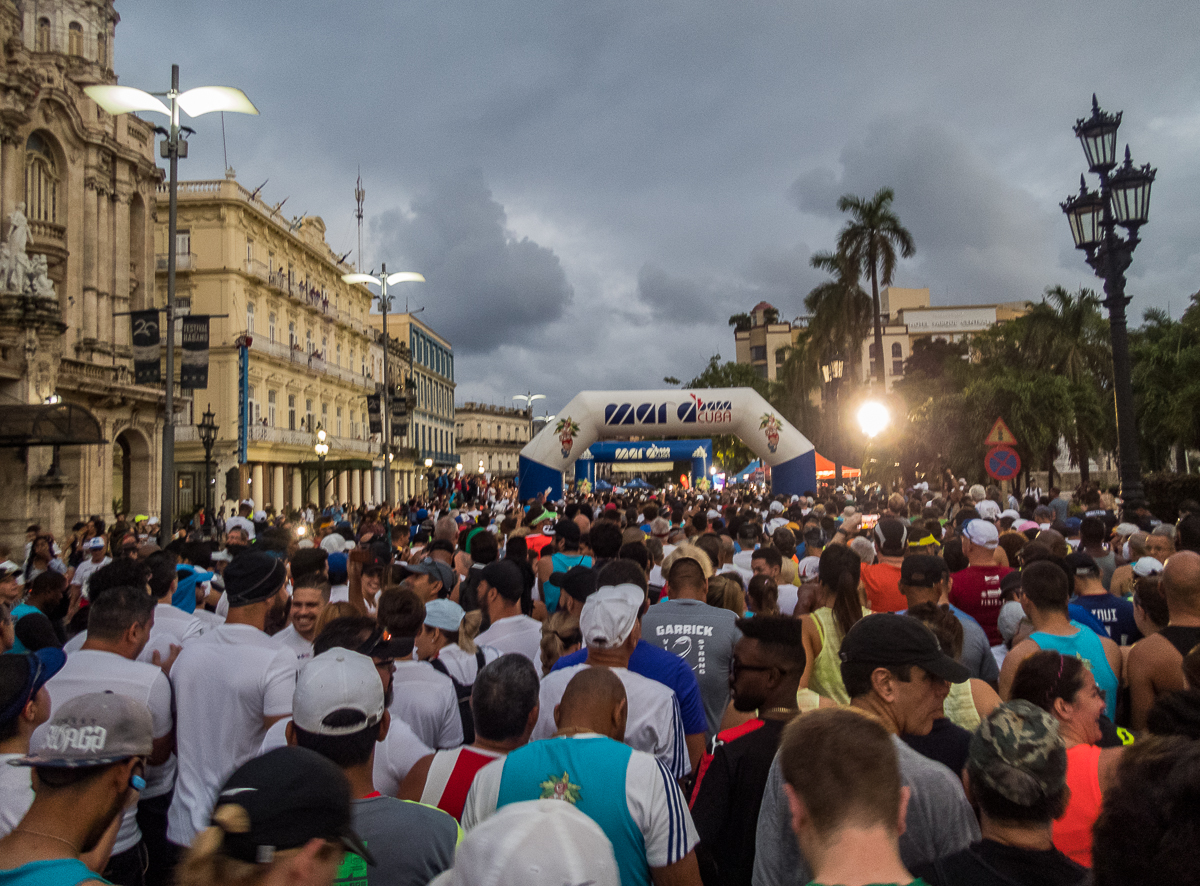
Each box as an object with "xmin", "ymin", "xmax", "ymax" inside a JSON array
[
  {"xmin": 82, "ymin": 186, "xmax": 99, "ymax": 341},
  {"xmin": 292, "ymin": 468, "xmax": 303, "ymax": 511},
  {"xmin": 251, "ymin": 463, "xmax": 264, "ymax": 511},
  {"xmin": 351, "ymin": 469, "xmax": 361, "ymax": 507},
  {"xmin": 112, "ymin": 193, "xmax": 131, "ymax": 350},
  {"xmin": 273, "ymin": 465, "xmax": 285, "ymax": 513}
]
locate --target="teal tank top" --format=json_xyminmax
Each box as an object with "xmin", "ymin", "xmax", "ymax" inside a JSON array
[
  {"xmin": 497, "ymin": 735, "xmax": 647, "ymax": 886},
  {"xmin": 7, "ymin": 603, "xmax": 41, "ymax": 654},
  {"xmin": 1031, "ymin": 623, "xmax": 1119, "ymax": 721},
  {"xmin": 543, "ymin": 553, "xmax": 592, "ymax": 613},
  {"xmin": 0, "ymin": 858, "xmax": 112, "ymax": 886}
]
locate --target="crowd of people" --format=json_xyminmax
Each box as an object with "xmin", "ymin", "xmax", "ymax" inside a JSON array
[{"xmin": 1, "ymin": 477, "xmax": 1199, "ymax": 886}]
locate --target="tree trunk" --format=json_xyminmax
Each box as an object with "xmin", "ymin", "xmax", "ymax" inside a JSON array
[
  {"xmin": 870, "ymin": 248, "xmax": 884, "ymax": 386},
  {"xmin": 1078, "ymin": 439, "xmax": 1091, "ymax": 484},
  {"xmin": 1176, "ymin": 443, "xmax": 1188, "ymax": 473}
]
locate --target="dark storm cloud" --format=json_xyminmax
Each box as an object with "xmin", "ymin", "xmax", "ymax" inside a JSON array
[
  {"xmin": 372, "ymin": 171, "xmax": 573, "ymax": 354},
  {"xmin": 112, "ymin": 0, "xmax": 1200, "ymax": 407}
]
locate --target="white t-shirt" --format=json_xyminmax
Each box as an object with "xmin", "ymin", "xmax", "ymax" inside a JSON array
[
  {"xmin": 0, "ymin": 752, "xmax": 34, "ymax": 839},
  {"xmin": 274, "ymin": 624, "xmax": 315, "ymax": 664},
  {"xmin": 191, "ymin": 608, "xmax": 225, "ymax": 630},
  {"xmin": 462, "ymin": 733, "xmax": 699, "ymax": 869},
  {"xmin": 40, "ymin": 650, "xmax": 174, "ymax": 853},
  {"xmin": 777, "ymin": 585, "xmax": 799, "ymax": 617},
  {"xmin": 389, "ymin": 660, "xmax": 464, "ymax": 750},
  {"xmin": 433, "ymin": 644, "xmax": 500, "ymax": 686},
  {"xmin": 167, "ymin": 623, "xmax": 296, "ymax": 846},
  {"xmin": 258, "ymin": 714, "xmax": 432, "ymax": 798},
  {"xmin": 65, "ymin": 603, "xmax": 207, "ymax": 661},
  {"xmin": 71, "ymin": 555, "xmax": 111, "ymax": 597},
  {"xmin": 474, "ymin": 615, "xmax": 544, "ymax": 677},
  {"xmin": 532, "ymin": 664, "xmax": 689, "ymax": 778}
]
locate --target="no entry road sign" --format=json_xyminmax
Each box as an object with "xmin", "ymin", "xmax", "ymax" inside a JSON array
[{"xmin": 986, "ymin": 445, "xmax": 1022, "ymax": 482}]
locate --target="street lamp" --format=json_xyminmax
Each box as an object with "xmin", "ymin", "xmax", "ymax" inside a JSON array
[
  {"xmin": 820, "ymin": 352, "xmax": 845, "ymax": 485},
  {"xmin": 478, "ymin": 459, "xmax": 485, "ymax": 474},
  {"xmin": 513, "ymin": 392, "xmax": 545, "ymax": 440},
  {"xmin": 197, "ymin": 405, "xmax": 218, "ymax": 520},
  {"xmin": 1061, "ymin": 95, "xmax": 1156, "ymax": 509},
  {"xmin": 423, "ymin": 456, "xmax": 435, "ymax": 499},
  {"xmin": 858, "ymin": 401, "xmax": 889, "ymax": 439},
  {"xmin": 342, "ymin": 266, "xmax": 425, "ymax": 505},
  {"xmin": 314, "ymin": 425, "xmax": 329, "ymax": 510},
  {"xmin": 86, "ymin": 67, "xmax": 257, "ymax": 545}
]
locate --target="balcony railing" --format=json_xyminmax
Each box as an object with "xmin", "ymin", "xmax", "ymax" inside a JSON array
[
  {"xmin": 30, "ymin": 219, "xmax": 66, "ymax": 244},
  {"xmin": 240, "ymin": 332, "xmax": 374, "ymax": 390},
  {"xmin": 175, "ymin": 423, "xmax": 375, "ymax": 454},
  {"xmin": 156, "ymin": 253, "xmax": 196, "ymax": 272}
]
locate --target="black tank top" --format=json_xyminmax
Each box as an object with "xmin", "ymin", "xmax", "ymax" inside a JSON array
[{"xmin": 1160, "ymin": 625, "xmax": 1200, "ymax": 657}]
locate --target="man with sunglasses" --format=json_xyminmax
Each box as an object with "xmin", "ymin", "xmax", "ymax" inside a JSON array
[{"xmin": 690, "ymin": 616, "xmax": 805, "ymax": 886}]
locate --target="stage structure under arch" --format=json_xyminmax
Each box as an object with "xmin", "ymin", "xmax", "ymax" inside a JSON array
[
  {"xmin": 518, "ymin": 388, "xmax": 816, "ymax": 501},
  {"xmin": 575, "ymin": 439, "xmax": 715, "ymax": 490}
]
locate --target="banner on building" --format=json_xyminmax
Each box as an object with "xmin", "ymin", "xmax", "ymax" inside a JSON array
[
  {"xmin": 367, "ymin": 394, "xmax": 382, "ymax": 435},
  {"xmin": 130, "ymin": 310, "xmax": 161, "ymax": 384},
  {"xmin": 180, "ymin": 316, "xmax": 210, "ymax": 389}
]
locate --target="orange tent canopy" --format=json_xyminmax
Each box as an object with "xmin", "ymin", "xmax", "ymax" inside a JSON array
[{"xmin": 815, "ymin": 452, "xmax": 860, "ymax": 479}]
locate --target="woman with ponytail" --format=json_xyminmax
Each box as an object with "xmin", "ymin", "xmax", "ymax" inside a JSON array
[{"xmin": 800, "ymin": 543, "xmax": 870, "ymax": 704}]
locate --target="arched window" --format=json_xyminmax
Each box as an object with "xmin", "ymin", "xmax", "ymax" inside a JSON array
[
  {"xmin": 68, "ymin": 22, "xmax": 83, "ymax": 56},
  {"xmin": 25, "ymin": 133, "xmax": 58, "ymax": 223},
  {"xmin": 35, "ymin": 18, "xmax": 50, "ymax": 52},
  {"xmin": 891, "ymin": 342, "xmax": 902, "ymax": 358}
]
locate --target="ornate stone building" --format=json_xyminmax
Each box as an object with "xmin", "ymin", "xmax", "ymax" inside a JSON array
[
  {"xmin": 0, "ymin": 0, "xmax": 162, "ymax": 553},
  {"xmin": 455, "ymin": 402, "xmax": 529, "ymax": 479}
]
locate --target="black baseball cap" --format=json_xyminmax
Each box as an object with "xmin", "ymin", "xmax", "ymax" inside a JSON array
[
  {"xmin": 874, "ymin": 518, "xmax": 909, "ymax": 555},
  {"xmin": 224, "ymin": 552, "xmax": 287, "ymax": 607},
  {"xmin": 0, "ymin": 648, "xmax": 66, "ymax": 725},
  {"xmin": 1063, "ymin": 551, "xmax": 1100, "ymax": 577},
  {"xmin": 549, "ymin": 565, "xmax": 596, "ymax": 604},
  {"xmin": 212, "ymin": 746, "xmax": 375, "ymax": 866},
  {"xmin": 480, "ymin": 560, "xmax": 524, "ymax": 603},
  {"xmin": 840, "ymin": 613, "xmax": 969, "ymax": 683},
  {"xmin": 900, "ymin": 555, "xmax": 948, "ymax": 589}
]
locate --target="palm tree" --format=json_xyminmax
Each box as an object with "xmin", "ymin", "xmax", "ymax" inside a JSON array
[
  {"xmin": 834, "ymin": 188, "xmax": 915, "ymax": 385},
  {"xmin": 806, "ymin": 249, "xmax": 872, "ymax": 384},
  {"xmin": 728, "ymin": 313, "xmax": 752, "ymax": 332}
]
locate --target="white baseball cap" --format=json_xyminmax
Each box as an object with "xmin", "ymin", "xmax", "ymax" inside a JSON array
[
  {"xmin": 580, "ymin": 584, "xmax": 644, "ymax": 649},
  {"xmin": 963, "ymin": 519, "xmax": 1000, "ymax": 550},
  {"xmin": 85, "ymin": 537, "xmax": 106, "ymax": 551},
  {"xmin": 293, "ymin": 650, "xmax": 384, "ymax": 737},
  {"xmin": 253, "ymin": 510, "xmax": 268, "ymax": 522},
  {"xmin": 1133, "ymin": 557, "xmax": 1164, "ymax": 578},
  {"xmin": 424, "ymin": 599, "xmax": 466, "ymax": 632},
  {"xmin": 1000, "ymin": 509, "xmax": 1021, "ymax": 522},
  {"xmin": 975, "ymin": 500, "xmax": 1001, "ymax": 521},
  {"xmin": 429, "ymin": 799, "xmax": 619, "ymax": 886}
]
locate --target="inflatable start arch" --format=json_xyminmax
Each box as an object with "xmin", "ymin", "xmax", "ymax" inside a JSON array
[{"xmin": 517, "ymin": 388, "xmax": 816, "ymax": 501}]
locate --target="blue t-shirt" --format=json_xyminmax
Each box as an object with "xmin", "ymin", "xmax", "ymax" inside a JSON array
[
  {"xmin": 496, "ymin": 736, "xmax": 651, "ymax": 886},
  {"xmin": 553, "ymin": 640, "xmax": 707, "ymax": 736},
  {"xmin": 1067, "ymin": 603, "xmax": 1109, "ymax": 639},
  {"xmin": 1072, "ymin": 593, "xmax": 1141, "ymax": 646},
  {"xmin": 0, "ymin": 858, "xmax": 111, "ymax": 886}
]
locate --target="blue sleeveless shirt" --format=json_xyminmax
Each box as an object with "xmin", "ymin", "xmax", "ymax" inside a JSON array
[{"xmin": 1031, "ymin": 623, "xmax": 1119, "ymax": 721}]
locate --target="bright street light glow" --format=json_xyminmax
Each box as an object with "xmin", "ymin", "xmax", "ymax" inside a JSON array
[
  {"xmin": 342, "ymin": 273, "xmax": 379, "ymax": 286},
  {"xmin": 387, "ymin": 271, "xmax": 425, "ymax": 286},
  {"xmin": 857, "ymin": 401, "xmax": 890, "ymax": 438}
]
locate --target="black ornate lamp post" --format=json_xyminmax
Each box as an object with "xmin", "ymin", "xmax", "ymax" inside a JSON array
[
  {"xmin": 820, "ymin": 352, "xmax": 845, "ymax": 485},
  {"xmin": 1061, "ymin": 95, "xmax": 1156, "ymax": 509},
  {"xmin": 314, "ymin": 425, "xmax": 329, "ymax": 510},
  {"xmin": 197, "ymin": 405, "xmax": 218, "ymax": 518}
]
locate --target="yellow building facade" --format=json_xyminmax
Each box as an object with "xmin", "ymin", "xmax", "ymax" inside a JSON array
[
  {"xmin": 455, "ymin": 402, "xmax": 529, "ymax": 479},
  {"xmin": 158, "ymin": 174, "xmax": 386, "ymax": 517}
]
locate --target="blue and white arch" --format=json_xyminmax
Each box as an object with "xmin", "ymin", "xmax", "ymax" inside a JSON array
[{"xmin": 517, "ymin": 388, "xmax": 816, "ymax": 501}]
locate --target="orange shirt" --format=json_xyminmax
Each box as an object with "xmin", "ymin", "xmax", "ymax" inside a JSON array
[
  {"xmin": 1054, "ymin": 743, "xmax": 1103, "ymax": 867},
  {"xmin": 859, "ymin": 561, "xmax": 906, "ymax": 613}
]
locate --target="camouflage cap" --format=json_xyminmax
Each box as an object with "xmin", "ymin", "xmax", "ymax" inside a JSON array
[{"xmin": 968, "ymin": 699, "xmax": 1066, "ymax": 805}]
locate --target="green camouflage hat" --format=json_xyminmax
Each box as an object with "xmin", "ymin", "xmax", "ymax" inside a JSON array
[{"xmin": 969, "ymin": 699, "xmax": 1067, "ymax": 805}]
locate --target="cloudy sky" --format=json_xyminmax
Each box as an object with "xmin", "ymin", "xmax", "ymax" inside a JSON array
[{"xmin": 116, "ymin": 1, "xmax": 1200, "ymax": 416}]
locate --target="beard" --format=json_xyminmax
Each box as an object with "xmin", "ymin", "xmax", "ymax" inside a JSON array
[{"xmin": 264, "ymin": 595, "xmax": 289, "ymax": 636}]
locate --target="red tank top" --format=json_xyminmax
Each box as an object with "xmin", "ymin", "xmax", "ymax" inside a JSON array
[{"xmin": 1054, "ymin": 743, "xmax": 1103, "ymax": 867}]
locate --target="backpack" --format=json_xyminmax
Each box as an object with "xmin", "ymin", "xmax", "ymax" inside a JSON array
[{"xmin": 429, "ymin": 649, "xmax": 486, "ymax": 744}]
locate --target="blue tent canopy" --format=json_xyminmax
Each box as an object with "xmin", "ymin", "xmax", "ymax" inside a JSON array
[
  {"xmin": 626, "ymin": 477, "xmax": 653, "ymax": 489},
  {"xmin": 594, "ymin": 479, "xmax": 613, "ymax": 491},
  {"xmin": 735, "ymin": 460, "xmax": 764, "ymax": 482}
]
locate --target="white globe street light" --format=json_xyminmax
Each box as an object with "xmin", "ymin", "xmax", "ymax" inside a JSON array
[
  {"xmin": 858, "ymin": 401, "xmax": 890, "ymax": 438},
  {"xmin": 86, "ymin": 66, "xmax": 257, "ymax": 545}
]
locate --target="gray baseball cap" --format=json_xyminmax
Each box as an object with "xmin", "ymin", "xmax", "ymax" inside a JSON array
[
  {"xmin": 397, "ymin": 557, "xmax": 456, "ymax": 591},
  {"xmin": 13, "ymin": 691, "xmax": 153, "ymax": 768}
]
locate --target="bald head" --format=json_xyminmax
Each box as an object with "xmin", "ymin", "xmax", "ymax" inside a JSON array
[
  {"xmin": 1035, "ymin": 529, "xmax": 1069, "ymax": 559},
  {"xmin": 554, "ymin": 668, "xmax": 628, "ymax": 741},
  {"xmin": 1163, "ymin": 550, "xmax": 1200, "ymax": 618}
]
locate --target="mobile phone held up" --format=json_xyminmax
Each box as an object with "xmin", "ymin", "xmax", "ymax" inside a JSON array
[{"xmin": 860, "ymin": 514, "xmax": 880, "ymax": 531}]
